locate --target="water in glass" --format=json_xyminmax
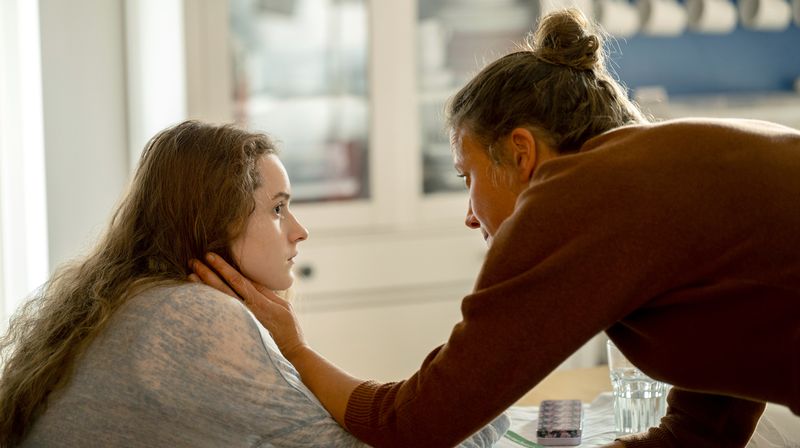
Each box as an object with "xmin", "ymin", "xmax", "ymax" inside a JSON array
[{"xmin": 610, "ymin": 366, "xmax": 668, "ymax": 434}]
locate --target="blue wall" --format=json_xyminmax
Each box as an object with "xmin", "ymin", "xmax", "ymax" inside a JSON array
[{"xmin": 609, "ymin": 26, "xmax": 800, "ymax": 95}]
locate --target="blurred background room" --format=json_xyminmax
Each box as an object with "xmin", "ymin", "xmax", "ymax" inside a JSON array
[{"xmin": 2, "ymin": 0, "xmax": 800, "ymax": 385}]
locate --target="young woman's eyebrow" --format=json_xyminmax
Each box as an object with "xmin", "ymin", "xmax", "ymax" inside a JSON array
[{"xmin": 271, "ymin": 192, "xmax": 291, "ymax": 201}]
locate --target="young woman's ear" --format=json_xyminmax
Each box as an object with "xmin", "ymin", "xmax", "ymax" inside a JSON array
[{"xmin": 508, "ymin": 127, "xmax": 538, "ymax": 182}]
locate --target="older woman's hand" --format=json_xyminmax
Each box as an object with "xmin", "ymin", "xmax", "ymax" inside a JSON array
[{"xmin": 189, "ymin": 253, "xmax": 308, "ymax": 361}]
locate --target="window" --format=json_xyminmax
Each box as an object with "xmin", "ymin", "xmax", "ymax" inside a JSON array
[{"xmin": 0, "ymin": 0, "xmax": 49, "ymax": 330}]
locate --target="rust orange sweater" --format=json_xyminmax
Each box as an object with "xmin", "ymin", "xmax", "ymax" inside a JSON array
[{"xmin": 344, "ymin": 118, "xmax": 800, "ymax": 448}]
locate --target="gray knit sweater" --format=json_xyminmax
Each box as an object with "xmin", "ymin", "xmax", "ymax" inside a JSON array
[{"xmin": 21, "ymin": 283, "xmax": 508, "ymax": 447}]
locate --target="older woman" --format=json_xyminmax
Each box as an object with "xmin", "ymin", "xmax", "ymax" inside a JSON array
[{"xmin": 193, "ymin": 9, "xmax": 800, "ymax": 448}]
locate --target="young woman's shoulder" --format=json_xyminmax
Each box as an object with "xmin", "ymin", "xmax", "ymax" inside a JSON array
[
  {"xmin": 128, "ymin": 282, "xmax": 252, "ymax": 331},
  {"xmin": 102, "ymin": 282, "xmax": 267, "ymax": 372},
  {"xmin": 21, "ymin": 283, "xmax": 366, "ymax": 446}
]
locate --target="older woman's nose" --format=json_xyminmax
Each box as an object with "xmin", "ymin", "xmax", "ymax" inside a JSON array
[{"xmin": 465, "ymin": 202, "xmax": 480, "ymax": 229}]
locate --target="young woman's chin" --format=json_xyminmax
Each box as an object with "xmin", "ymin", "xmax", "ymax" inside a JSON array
[
  {"xmin": 271, "ymin": 278, "xmax": 294, "ymax": 292},
  {"xmin": 249, "ymin": 271, "xmax": 294, "ymax": 292},
  {"xmin": 234, "ymin": 257, "xmax": 294, "ymax": 292}
]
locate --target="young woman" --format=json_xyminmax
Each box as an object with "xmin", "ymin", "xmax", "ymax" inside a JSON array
[
  {"xmin": 192, "ymin": 9, "xmax": 800, "ymax": 448},
  {"xmin": 0, "ymin": 121, "xmax": 509, "ymax": 447}
]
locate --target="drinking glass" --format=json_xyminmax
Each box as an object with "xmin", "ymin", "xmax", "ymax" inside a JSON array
[{"xmin": 606, "ymin": 339, "xmax": 669, "ymax": 434}]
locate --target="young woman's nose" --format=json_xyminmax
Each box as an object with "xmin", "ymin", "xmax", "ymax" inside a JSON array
[
  {"xmin": 465, "ymin": 201, "xmax": 480, "ymax": 229},
  {"xmin": 296, "ymin": 226, "xmax": 309, "ymax": 243},
  {"xmin": 289, "ymin": 213, "xmax": 309, "ymax": 243}
]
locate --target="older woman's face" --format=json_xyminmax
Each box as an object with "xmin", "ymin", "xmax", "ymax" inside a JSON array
[
  {"xmin": 451, "ymin": 128, "xmax": 527, "ymax": 247},
  {"xmin": 230, "ymin": 154, "xmax": 309, "ymax": 290}
]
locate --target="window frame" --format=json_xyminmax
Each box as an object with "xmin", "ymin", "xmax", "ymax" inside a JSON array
[{"xmin": 0, "ymin": 0, "xmax": 49, "ymax": 328}]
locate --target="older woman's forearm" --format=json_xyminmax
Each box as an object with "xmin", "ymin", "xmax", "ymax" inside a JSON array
[{"xmin": 287, "ymin": 345, "xmax": 364, "ymax": 428}]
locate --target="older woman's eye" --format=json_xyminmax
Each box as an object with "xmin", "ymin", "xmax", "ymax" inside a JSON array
[
  {"xmin": 273, "ymin": 203, "xmax": 284, "ymax": 216},
  {"xmin": 456, "ymin": 174, "xmax": 469, "ymax": 190}
]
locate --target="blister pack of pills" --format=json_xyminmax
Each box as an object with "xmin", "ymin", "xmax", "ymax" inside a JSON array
[{"xmin": 536, "ymin": 399, "xmax": 583, "ymax": 446}]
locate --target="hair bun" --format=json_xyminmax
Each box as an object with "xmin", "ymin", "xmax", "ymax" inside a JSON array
[{"xmin": 530, "ymin": 8, "xmax": 603, "ymax": 71}]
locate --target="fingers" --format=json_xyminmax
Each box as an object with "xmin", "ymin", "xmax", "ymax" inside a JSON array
[
  {"xmin": 202, "ymin": 252, "xmax": 262, "ymax": 306},
  {"xmin": 252, "ymin": 282, "xmax": 291, "ymax": 309},
  {"xmin": 188, "ymin": 257, "xmax": 239, "ymax": 299},
  {"xmin": 194, "ymin": 253, "xmax": 290, "ymax": 313}
]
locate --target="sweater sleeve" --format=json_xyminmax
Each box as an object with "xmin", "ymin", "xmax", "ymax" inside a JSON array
[
  {"xmin": 616, "ymin": 388, "xmax": 765, "ymax": 447},
  {"xmin": 343, "ymin": 125, "xmax": 781, "ymax": 447},
  {"xmin": 343, "ymin": 119, "xmax": 800, "ymax": 446},
  {"xmin": 344, "ymin": 156, "xmax": 674, "ymax": 447}
]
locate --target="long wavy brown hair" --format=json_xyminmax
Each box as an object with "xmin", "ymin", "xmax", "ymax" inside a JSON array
[{"xmin": 0, "ymin": 120, "xmax": 276, "ymax": 446}]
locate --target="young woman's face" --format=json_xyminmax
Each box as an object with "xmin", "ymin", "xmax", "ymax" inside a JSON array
[
  {"xmin": 451, "ymin": 127, "xmax": 526, "ymax": 247},
  {"xmin": 230, "ymin": 154, "xmax": 309, "ymax": 290}
]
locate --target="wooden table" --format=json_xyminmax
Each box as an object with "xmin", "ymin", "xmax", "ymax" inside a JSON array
[{"xmin": 516, "ymin": 365, "xmax": 612, "ymax": 406}]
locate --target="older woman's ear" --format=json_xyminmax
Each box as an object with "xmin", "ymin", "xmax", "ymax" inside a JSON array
[{"xmin": 508, "ymin": 127, "xmax": 538, "ymax": 183}]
